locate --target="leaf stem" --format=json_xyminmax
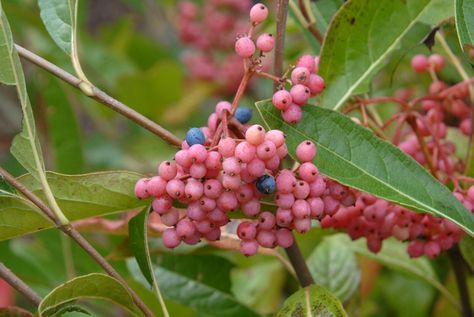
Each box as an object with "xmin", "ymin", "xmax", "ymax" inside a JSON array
[
  {"xmin": 448, "ymin": 247, "xmax": 473, "ymax": 317},
  {"xmin": 0, "ymin": 167, "xmax": 155, "ymax": 317},
  {"xmin": 14, "ymin": 44, "xmax": 181, "ymax": 147},
  {"xmin": 0, "ymin": 262, "xmax": 42, "ymax": 306}
]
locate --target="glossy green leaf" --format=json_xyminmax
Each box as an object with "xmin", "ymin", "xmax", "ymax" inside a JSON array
[
  {"xmin": 459, "ymin": 236, "xmax": 474, "ymax": 270},
  {"xmin": 129, "ymin": 255, "xmax": 259, "ymax": 317},
  {"xmin": 311, "ymin": 0, "xmax": 344, "ymax": 34},
  {"xmin": 38, "ymin": 273, "xmax": 138, "ymax": 317},
  {"xmin": 351, "ymin": 238, "xmax": 459, "ymax": 308},
  {"xmin": 307, "ymin": 234, "xmax": 360, "ymax": 302},
  {"xmin": 319, "ymin": 0, "xmax": 454, "ymax": 110},
  {"xmin": 38, "ymin": 0, "xmax": 76, "ymax": 55},
  {"xmin": 256, "ymin": 101, "xmax": 474, "ymax": 235},
  {"xmin": 128, "ymin": 205, "xmax": 155, "ymax": 286},
  {"xmin": 455, "ymin": 0, "xmax": 474, "ymax": 50},
  {"xmin": 275, "ymin": 285, "xmax": 347, "ymax": 317},
  {"xmin": 0, "ymin": 171, "xmax": 144, "ymax": 241}
]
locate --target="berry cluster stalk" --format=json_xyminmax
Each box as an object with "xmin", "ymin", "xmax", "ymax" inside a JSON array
[{"xmin": 0, "ymin": 262, "xmax": 42, "ymax": 306}]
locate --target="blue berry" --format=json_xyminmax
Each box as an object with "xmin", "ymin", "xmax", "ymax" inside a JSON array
[
  {"xmin": 185, "ymin": 128, "xmax": 205, "ymax": 146},
  {"xmin": 256, "ymin": 175, "xmax": 276, "ymax": 194},
  {"xmin": 235, "ymin": 107, "xmax": 252, "ymax": 124}
]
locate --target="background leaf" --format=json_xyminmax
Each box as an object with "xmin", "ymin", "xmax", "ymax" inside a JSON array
[
  {"xmin": 319, "ymin": 0, "xmax": 453, "ymax": 110},
  {"xmin": 307, "ymin": 234, "xmax": 361, "ymax": 302},
  {"xmin": 0, "ymin": 307, "xmax": 34, "ymax": 317},
  {"xmin": 256, "ymin": 101, "xmax": 474, "ymax": 235},
  {"xmin": 275, "ymin": 285, "xmax": 347, "ymax": 317},
  {"xmin": 38, "ymin": 0, "xmax": 75, "ymax": 55},
  {"xmin": 455, "ymin": 0, "xmax": 474, "ymax": 50},
  {"xmin": 38, "ymin": 273, "xmax": 138, "ymax": 317},
  {"xmin": 459, "ymin": 236, "xmax": 474, "ymax": 270},
  {"xmin": 0, "ymin": 171, "xmax": 144, "ymax": 241}
]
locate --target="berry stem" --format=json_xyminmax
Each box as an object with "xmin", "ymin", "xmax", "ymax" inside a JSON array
[
  {"xmin": 285, "ymin": 241, "xmax": 315, "ymax": 287},
  {"xmin": 0, "ymin": 262, "xmax": 42, "ymax": 306},
  {"xmin": 406, "ymin": 115, "xmax": 438, "ymax": 178},
  {"xmin": 14, "ymin": 44, "xmax": 182, "ymax": 147},
  {"xmin": 448, "ymin": 247, "xmax": 473, "ymax": 317},
  {"xmin": 298, "ymin": 0, "xmax": 324, "ymax": 43},
  {"xmin": 0, "ymin": 167, "xmax": 155, "ymax": 317}
]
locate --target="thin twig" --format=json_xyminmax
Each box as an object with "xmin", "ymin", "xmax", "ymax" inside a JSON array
[
  {"xmin": 0, "ymin": 167, "xmax": 155, "ymax": 317},
  {"xmin": 0, "ymin": 262, "xmax": 42, "ymax": 306},
  {"xmin": 15, "ymin": 44, "xmax": 181, "ymax": 147},
  {"xmin": 448, "ymin": 247, "xmax": 473, "ymax": 317},
  {"xmin": 285, "ymin": 242, "xmax": 314, "ymax": 287}
]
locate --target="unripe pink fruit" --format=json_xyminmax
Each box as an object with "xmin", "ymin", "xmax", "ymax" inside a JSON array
[
  {"xmin": 249, "ymin": 3, "xmax": 268, "ymax": 24},
  {"xmin": 256, "ymin": 33, "xmax": 274, "ymax": 52},
  {"xmin": 411, "ymin": 54, "xmax": 429, "ymax": 73},
  {"xmin": 272, "ymin": 90, "xmax": 292, "ymax": 110},
  {"xmin": 235, "ymin": 37, "xmax": 255, "ymax": 58}
]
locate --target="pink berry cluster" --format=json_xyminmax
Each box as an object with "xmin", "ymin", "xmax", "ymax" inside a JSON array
[
  {"xmin": 271, "ymin": 55, "xmax": 325, "ymax": 124},
  {"xmin": 411, "ymin": 53, "xmax": 445, "ymax": 73},
  {"xmin": 178, "ymin": 0, "xmax": 252, "ymax": 92}
]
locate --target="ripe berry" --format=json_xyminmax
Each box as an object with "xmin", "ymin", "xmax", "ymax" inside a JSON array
[
  {"xmin": 411, "ymin": 54, "xmax": 429, "ymax": 73},
  {"xmin": 282, "ymin": 104, "xmax": 302, "ymax": 123},
  {"xmin": 185, "ymin": 127, "xmax": 205, "ymax": 146},
  {"xmin": 296, "ymin": 140, "xmax": 317, "ymax": 162},
  {"xmin": 240, "ymin": 240, "xmax": 259, "ymax": 256},
  {"xmin": 235, "ymin": 106, "xmax": 253, "ymax": 124},
  {"xmin": 249, "ymin": 3, "xmax": 268, "ymax": 24},
  {"xmin": 256, "ymin": 140, "xmax": 277, "ymax": 160},
  {"xmin": 256, "ymin": 33, "xmax": 274, "ymax": 52},
  {"xmin": 245, "ymin": 124, "xmax": 266, "ymax": 145},
  {"xmin": 256, "ymin": 230, "xmax": 276, "ymax": 248},
  {"xmin": 159, "ymin": 161, "xmax": 178, "ymax": 180},
  {"xmin": 216, "ymin": 101, "xmax": 232, "ymax": 118},
  {"xmin": 290, "ymin": 84, "xmax": 311, "ymax": 105},
  {"xmin": 235, "ymin": 36, "xmax": 256, "ymax": 58},
  {"xmin": 428, "ymin": 54, "xmax": 445, "ymax": 72},
  {"xmin": 296, "ymin": 55, "xmax": 316, "ymax": 73},
  {"xmin": 307, "ymin": 74, "xmax": 325, "ymax": 95},
  {"xmin": 152, "ymin": 196, "xmax": 172, "ymax": 214},
  {"xmin": 135, "ymin": 178, "xmax": 150, "ymax": 199},
  {"xmin": 237, "ymin": 221, "xmax": 257, "ymax": 240},
  {"xmin": 176, "ymin": 218, "xmax": 196, "ymax": 239},
  {"xmin": 235, "ymin": 141, "xmax": 257, "ymax": 163},
  {"xmin": 162, "ymin": 228, "xmax": 181, "ymax": 248},
  {"xmin": 272, "ymin": 90, "xmax": 292, "ymax": 110},
  {"xmin": 291, "ymin": 67, "xmax": 310, "ymax": 85},
  {"xmin": 265, "ymin": 130, "xmax": 285, "ymax": 147},
  {"xmin": 256, "ymin": 175, "xmax": 276, "ymax": 194},
  {"xmin": 166, "ymin": 179, "xmax": 185, "ymax": 199},
  {"xmin": 218, "ymin": 137, "xmax": 236, "ymax": 158},
  {"xmin": 276, "ymin": 228, "xmax": 294, "ymax": 247},
  {"xmin": 161, "ymin": 208, "xmax": 180, "ymax": 226},
  {"xmin": 258, "ymin": 211, "xmax": 276, "ymax": 230}
]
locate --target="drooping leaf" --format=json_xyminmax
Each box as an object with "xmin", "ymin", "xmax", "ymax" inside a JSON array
[
  {"xmin": 0, "ymin": 171, "xmax": 144, "ymax": 241},
  {"xmin": 38, "ymin": 273, "xmax": 138, "ymax": 317},
  {"xmin": 0, "ymin": 1, "xmax": 67, "ymax": 224},
  {"xmin": 351, "ymin": 238, "xmax": 459, "ymax": 308},
  {"xmin": 455, "ymin": 0, "xmax": 474, "ymax": 50},
  {"xmin": 0, "ymin": 307, "xmax": 34, "ymax": 317},
  {"xmin": 38, "ymin": 0, "xmax": 76, "ymax": 55},
  {"xmin": 128, "ymin": 255, "xmax": 260, "ymax": 317},
  {"xmin": 307, "ymin": 234, "xmax": 360, "ymax": 302},
  {"xmin": 275, "ymin": 285, "xmax": 347, "ymax": 317},
  {"xmin": 459, "ymin": 236, "xmax": 474, "ymax": 270},
  {"xmin": 319, "ymin": 0, "xmax": 454, "ymax": 110},
  {"xmin": 256, "ymin": 101, "xmax": 474, "ymax": 235}
]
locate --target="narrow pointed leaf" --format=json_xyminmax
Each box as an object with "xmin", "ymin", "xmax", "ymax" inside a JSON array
[
  {"xmin": 455, "ymin": 0, "xmax": 474, "ymax": 50},
  {"xmin": 256, "ymin": 101, "xmax": 474, "ymax": 235},
  {"xmin": 275, "ymin": 285, "xmax": 347, "ymax": 317},
  {"xmin": 38, "ymin": 273, "xmax": 138, "ymax": 317},
  {"xmin": 319, "ymin": 0, "xmax": 453, "ymax": 110}
]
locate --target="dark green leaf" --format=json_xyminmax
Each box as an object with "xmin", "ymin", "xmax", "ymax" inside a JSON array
[
  {"xmin": 275, "ymin": 285, "xmax": 347, "ymax": 317},
  {"xmin": 307, "ymin": 234, "xmax": 360, "ymax": 302},
  {"xmin": 256, "ymin": 101, "xmax": 474, "ymax": 235},
  {"xmin": 455, "ymin": 0, "xmax": 474, "ymax": 50},
  {"xmin": 128, "ymin": 205, "xmax": 154, "ymax": 286},
  {"xmin": 0, "ymin": 307, "xmax": 34, "ymax": 317},
  {"xmin": 319, "ymin": 0, "xmax": 453, "ymax": 110},
  {"xmin": 38, "ymin": 273, "xmax": 138, "ymax": 317},
  {"xmin": 459, "ymin": 236, "xmax": 474, "ymax": 270},
  {"xmin": 0, "ymin": 171, "xmax": 145, "ymax": 241}
]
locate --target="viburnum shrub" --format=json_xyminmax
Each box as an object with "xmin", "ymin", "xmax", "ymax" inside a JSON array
[{"xmin": 1, "ymin": 0, "xmax": 474, "ymax": 316}]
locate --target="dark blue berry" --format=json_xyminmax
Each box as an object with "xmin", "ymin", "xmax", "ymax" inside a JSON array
[
  {"xmin": 185, "ymin": 128, "xmax": 205, "ymax": 146},
  {"xmin": 256, "ymin": 175, "xmax": 276, "ymax": 194},
  {"xmin": 235, "ymin": 107, "xmax": 252, "ymax": 124}
]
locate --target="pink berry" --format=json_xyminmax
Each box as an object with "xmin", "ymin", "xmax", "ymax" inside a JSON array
[
  {"xmin": 189, "ymin": 144, "xmax": 208, "ymax": 163},
  {"xmin": 276, "ymin": 144, "xmax": 289, "ymax": 159},
  {"xmin": 187, "ymin": 202, "xmax": 206, "ymax": 221},
  {"xmin": 424, "ymin": 241, "xmax": 441, "ymax": 258},
  {"xmin": 237, "ymin": 221, "xmax": 257, "ymax": 240},
  {"xmin": 245, "ymin": 124, "xmax": 266, "ymax": 145},
  {"xmin": 241, "ymin": 198, "xmax": 261, "ymax": 216},
  {"xmin": 162, "ymin": 228, "xmax": 181, "ymax": 248},
  {"xmin": 366, "ymin": 236, "xmax": 382, "ymax": 253},
  {"xmin": 204, "ymin": 228, "xmax": 221, "ymax": 241},
  {"xmin": 159, "ymin": 161, "xmax": 177, "ymax": 180},
  {"xmin": 207, "ymin": 113, "xmax": 218, "ymax": 131},
  {"xmin": 166, "ymin": 179, "xmax": 185, "ymax": 199},
  {"xmin": 176, "ymin": 218, "xmax": 196, "ymax": 239},
  {"xmin": 411, "ymin": 54, "xmax": 429, "ymax": 73},
  {"xmin": 308, "ymin": 197, "xmax": 324, "ymax": 218},
  {"xmin": 175, "ymin": 150, "xmax": 192, "ymax": 168},
  {"xmin": 247, "ymin": 158, "xmax": 266, "ymax": 177},
  {"xmin": 291, "ymin": 67, "xmax": 310, "ymax": 85},
  {"xmin": 290, "ymin": 84, "xmax": 311, "ymax": 105},
  {"xmin": 296, "ymin": 140, "xmax": 317, "ymax": 162},
  {"xmin": 185, "ymin": 179, "xmax": 204, "ymax": 200},
  {"xmin": 218, "ymin": 137, "xmax": 236, "ymax": 158},
  {"xmin": 298, "ymin": 162, "xmax": 319, "ymax": 182},
  {"xmin": 276, "ymin": 208, "xmax": 293, "ymax": 227},
  {"xmin": 258, "ymin": 211, "xmax": 276, "ymax": 230},
  {"xmin": 195, "ymin": 219, "xmax": 213, "ymax": 234},
  {"xmin": 237, "ymin": 184, "xmax": 254, "ymax": 203},
  {"xmin": 294, "ymin": 217, "xmax": 311, "ymax": 233},
  {"xmin": 428, "ymin": 54, "xmax": 445, "ymax": 72},
  {"xmin": 265, "ymin": 130, "xmax": 285, "ymax": 147},
  {"xmin": 216, "ymin": 101, "xmax": 232, "ymax": 119},
  {"xmin": 265, "ymin": 155, "xmax": 280, "ymax": 171},
  {"xmin": 240, "ymin": 240, "xmax": 259, "ymax": 256},
  {"xmin": 276, "ymin": 193, "xmax": 295, "ymax": 209},
  {"xmin": 152, "ymin": 196, "xmax": 172, "ymax": 214},
  {"xmin": 256, "ymin": 230, "xmax": 276, "ymax": 248},
  {"xmin": 161, "ymin": 208, "xmax": 180, "ymax": 226},
  {"xmin": 135, "ymin": 178, "xmax": 150, "ymax": 199},
  {"xmin": 407, "ymin": 240, "xmax": 425, "ymax": 257},
  {"xmin": 307, "ymin": 74, "xmax": 325, "ymax": 96},
  {"xmin": 235, "ymin": 141, "xmax": 256, "ymax": 163},
  {"xmin": 256, "ymin": 140, "xmax": 277, "ymax": 161},
  {"xmin": 292, "ymin": 199, "xmax": 311, "ymax": 218},
  {"xmin": 249, "ymin": 3, "xmax": 268, "ymax": 24},
  {"xmin": 309, "ymin": 175, "xmax": 326, "ymax": 197},
  {"xmin": 205, "ymin": 151, "xmax": 222, "ymax": 170},
  {"xmin": 217, "ymin": 191, "xmax": 238, "ymax": 211},
  {"xmin": 222, "ymin": 174, "xmax": 241, "ymax": 191},
  {"xmin": 276, "ymin": 170, "xmax": 296, "ymax": 194},
  {"xmin": 189, "ymin": 163, "xmax": 207, "ymax": 179},
  {"xmin": 208, "ymin": 208, "xmax": 228, "ymax": 224},
  {"xmin": 282, "ymin": 104, "xmax": 302, "ymax": 123},
  {"xmin": 235, "ymin": 36, "xmax": 255, "ymax": 58},
  {"xmin": 272, "ymin": 90, "xmax": 292, "ymax": 110},
  {"xmin": 223, "ymin": 157, "xmax": 242, "ymax": 175},
  {"xmin": 296, "ymin": 55, "xmax": 316, "ymax": 73},
  {"xmin": 200, "ymin": 196, "xmax": 216, "ymax": 212},
  {"xmin": 204, "ymin": 179, "xmax": 223, "ymax": 199},
  {"xmin": 276, "ymin": 228, "xmax": 294, "ymax": 248},
  {"xmin": 314, "ymin": 56, "xmax": 320, "ymax": 73},
  {"xmin": 256, "ymin": 33, "xmax": 274, "ymax": 52},
  {"xmin": 293, "ymin": 181, "xmax": 310, "ymax": 199}
]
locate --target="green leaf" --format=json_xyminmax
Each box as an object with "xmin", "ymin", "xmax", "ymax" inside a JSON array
[
  {"xmin": 455, "ymin": 0, "xmax": 474, "ymax": 50},
  {"xmin": 256, "ymin": 101, "xmax": 474, "ymax": 235},
  {"xmin": 275, "ymin": 285, "xmax": 347, "ymax": 317},
  {"xmin": 128, "ymin": 255, "xmax": 260, "ymax": 317},
  {"xmin": 128, "ymin": 206, "xmax": 154, "ymax": 286},
  {"xmin": 0, "ymin": 307, "xmax": 34, "ymax": 317},
  {"xmin": 311, "ymin": 0, "xmax": 344, "ymax": 34},
  {"xmin": 459, "ymin": 236, "xmax": 474, "ymax": 270},
  {"xmin": 351, "ymin": 238, "xmax": 459, "ymax": 308},
  {"xmin": 38, "ymin": 273, "xmax": 138, "ymax": 317},
  {"xmin": 307, "ymin": 234, "xmax": 360, "ymax": 302},
  {"xmin": 319, "ymin": 0, "xmax": 454, "ymax": 110},
  {"xmin": 0, "ymin": 171, "xmax": 144, "ymax": 241},
  {"xmin": 38, "ymin": 0, "xmax": 75, "ymax": 55}
]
